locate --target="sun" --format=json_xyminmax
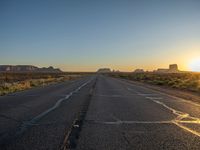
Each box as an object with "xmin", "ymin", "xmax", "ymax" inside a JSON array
[{"xmin": 189, "ymin": 58, "xmax": 200, "ymax": 72}]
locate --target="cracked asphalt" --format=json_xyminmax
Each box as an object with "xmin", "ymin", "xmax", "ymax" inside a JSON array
[
  {"xmin": 0, "ymin": 75, "xmax": 200, "ymax": 150},
  {"xmin": 0, "ymin": 76, "xmax": 95, "ymax": 150},
  {"xmin": 76, "ymin": 75, "xmax": 200, "ymax": 150}
]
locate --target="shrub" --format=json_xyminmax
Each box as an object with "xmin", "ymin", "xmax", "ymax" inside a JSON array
[{"xmin": 109, "ymin": 72, "xmax": 200, "ymax": 93}]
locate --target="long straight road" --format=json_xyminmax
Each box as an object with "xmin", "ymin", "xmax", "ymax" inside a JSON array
[
  {"xmin": 0, "ymin": 76, "xmax": 96, "ymax": 150},
  {"xmin": 76, "ymin": 75, "xmax": 200, "ymax": 150},
  {"xmin": 0, "ymin": 75, "xmax": 200, "ymax": 150}
]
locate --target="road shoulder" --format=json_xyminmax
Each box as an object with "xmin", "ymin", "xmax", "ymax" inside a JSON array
[{"xmin": 116, "ymin": 77, "xmax": 200, "ymax": 105}]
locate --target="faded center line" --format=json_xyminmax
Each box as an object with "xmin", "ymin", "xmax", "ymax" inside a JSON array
[{"xmin": 16, "ymin": 79, "xmax": 92, "ymax": 135}]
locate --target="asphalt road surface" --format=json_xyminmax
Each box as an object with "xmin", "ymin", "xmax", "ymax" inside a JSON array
[{"xmin": 0, "ymin": 75, "xmax": 200, "ymax": 150}]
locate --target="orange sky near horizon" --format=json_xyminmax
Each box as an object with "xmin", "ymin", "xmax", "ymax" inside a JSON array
[
  {"xmin": 55, "ymin": 47, "xmax": 200, "ymax": 72},
  {"xmin": 1, "ymin": 1, "xmax": 200, "ymax": 72}
]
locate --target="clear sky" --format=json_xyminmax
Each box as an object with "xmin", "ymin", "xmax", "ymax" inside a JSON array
[{"xmin": 0, "ymin": 0, "xmax": 200, "ymax": 71}]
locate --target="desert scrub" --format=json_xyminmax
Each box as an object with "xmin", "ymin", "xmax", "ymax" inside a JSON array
[
  {"xmin": 0, "ymin": 81, "xmax": 31, "ymax": 95},
  {"xmin": 0, "ymin": 75, "xmax": 82, "ymax": 96},
  {"xmin": 109, "ymin": 72, "xmax": 200, "ymax": 93},
  {"xmin": 0, "ymin": 78, "xmax": 57, "ymax": 95}
]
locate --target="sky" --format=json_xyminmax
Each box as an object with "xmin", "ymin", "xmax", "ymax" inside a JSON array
[{"xmin": 0, "ymin": 0, "xmax": 200, "ymax": 72}]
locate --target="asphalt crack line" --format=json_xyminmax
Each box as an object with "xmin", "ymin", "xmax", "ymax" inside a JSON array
[
  {"xmin": 15, "ymin": 79, "xmax": 92, "ymax": 136},
  {"xmin": 121, "ymin": 79, "xmax": 200, "ymax": 107},
  {"xmin": 123, "ymin": 81, "xmax": 200, "ymax": 137},
  {"xmin": 151, "ymin": 99, "xmax": 200, "ymax": 123},
  {"xmin": 0, "ymin": 78, "xmax": 94, "ymax": 147},
  {"xmin": 30, "ymin": 80, "xmax": 91, "ymax": 123},
  {"xmin": 86, "ymin": 113, "xmax": 171, "ymax": 125},
  {"xmin": 146, "ymin": 98, "xmax": 200, "ymax": 138},
  {"xmin": 173, "ymin": 121, "xmax": 200, "ymax": 137},
  {"xmin": 92, "ymin": 79, "xmax": 200, "ymax": 138},
  {"xmin": 60, "ymin": 78, "xmax": 97, "ymax": 150},
  {"xmin": 85, "ymin": 120, "xmax": 172, "ymax": 125}
]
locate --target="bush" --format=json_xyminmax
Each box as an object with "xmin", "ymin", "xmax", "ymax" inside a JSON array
[{"xmin": 109, "ymin": 72, "xmax": 200, "ymax": 93}]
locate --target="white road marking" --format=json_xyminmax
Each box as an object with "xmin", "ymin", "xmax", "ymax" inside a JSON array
[
  {"xmin": 16, "ymin": 79, "xmax": 92, "ymax": 135},
  {"xmin": 114, "ymin": 79, "xmax": 200, "ymax": 137},
  {"xmin": 90, "ymin": 120, "xmax": 172, "ymax": 125},
  {"xmin": 121, "ymin": 78, "xmax": 200, "ymax": 107},
  {"xmin": 173, "ymin": 122, "xmax": 200, "ymax": 137},
  {"xmin": 30, "ymin": 80, "xmax": 92, "ymax": 123},
  {"xmin": 89, "ymin": 95, "xmax": 200, "ymax": 137},
  {"xmin": 146, "ymin": 97, "xmax": 200, "ymax": 137}
]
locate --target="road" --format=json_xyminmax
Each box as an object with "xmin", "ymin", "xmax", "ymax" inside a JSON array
[
  {"xmin": 0, "ymin": 75, "xmax": 200, "ymax": 150},
  {"xmin": 0, "ymin": 76, "xmax": 95, "ymax": 150}
]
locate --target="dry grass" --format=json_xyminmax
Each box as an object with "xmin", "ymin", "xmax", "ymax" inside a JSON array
[
  {"xmin": 0, "ymin": 74, "xmax": 83, "ymax": 96},
  {"xmin": 109, "ymin": 72, "xmax": 200, "ymax": 93}
]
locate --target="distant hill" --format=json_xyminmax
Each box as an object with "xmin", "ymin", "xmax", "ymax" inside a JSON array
[
  {"xmin": 154, "ymin": 64, "xmax": 180, "ymax": 73},
  {"xmin": 0, "ymin": 65, "xmax": 62, "ymax": 73},
  {"xmin": 97, "ymin": 68, "xmax": 111, "ymax": 73}
]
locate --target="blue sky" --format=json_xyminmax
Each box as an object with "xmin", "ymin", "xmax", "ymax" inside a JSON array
[{"xmin": 0, "ymin": 0, "xmax": 200, "ymax": 71}]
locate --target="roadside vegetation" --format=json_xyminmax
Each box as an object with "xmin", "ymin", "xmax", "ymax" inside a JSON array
[
  {"xmin": 0, "ymin": 72, "xmax": 90, "ymax": 96},
  {"xmin": 109, "ymin": 72, "xmax": 200, "ymax": 93}
]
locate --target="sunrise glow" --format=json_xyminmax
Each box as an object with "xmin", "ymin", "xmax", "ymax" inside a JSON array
[{"xmin": 189, "ymin": 58, "xmax": 200, "ymax": 72}]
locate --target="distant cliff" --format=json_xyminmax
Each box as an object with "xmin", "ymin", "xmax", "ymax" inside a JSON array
[
  {"xmin": 0, "ymin": 65, "xmax": 62, "ymax": 73},
  {"xmin": 97, "ymin": 68, "xmax": 111, "ymax": 73},
  {"xmin": 154, "ymin": 64, "xmax": 180, "ymax": 73}
]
